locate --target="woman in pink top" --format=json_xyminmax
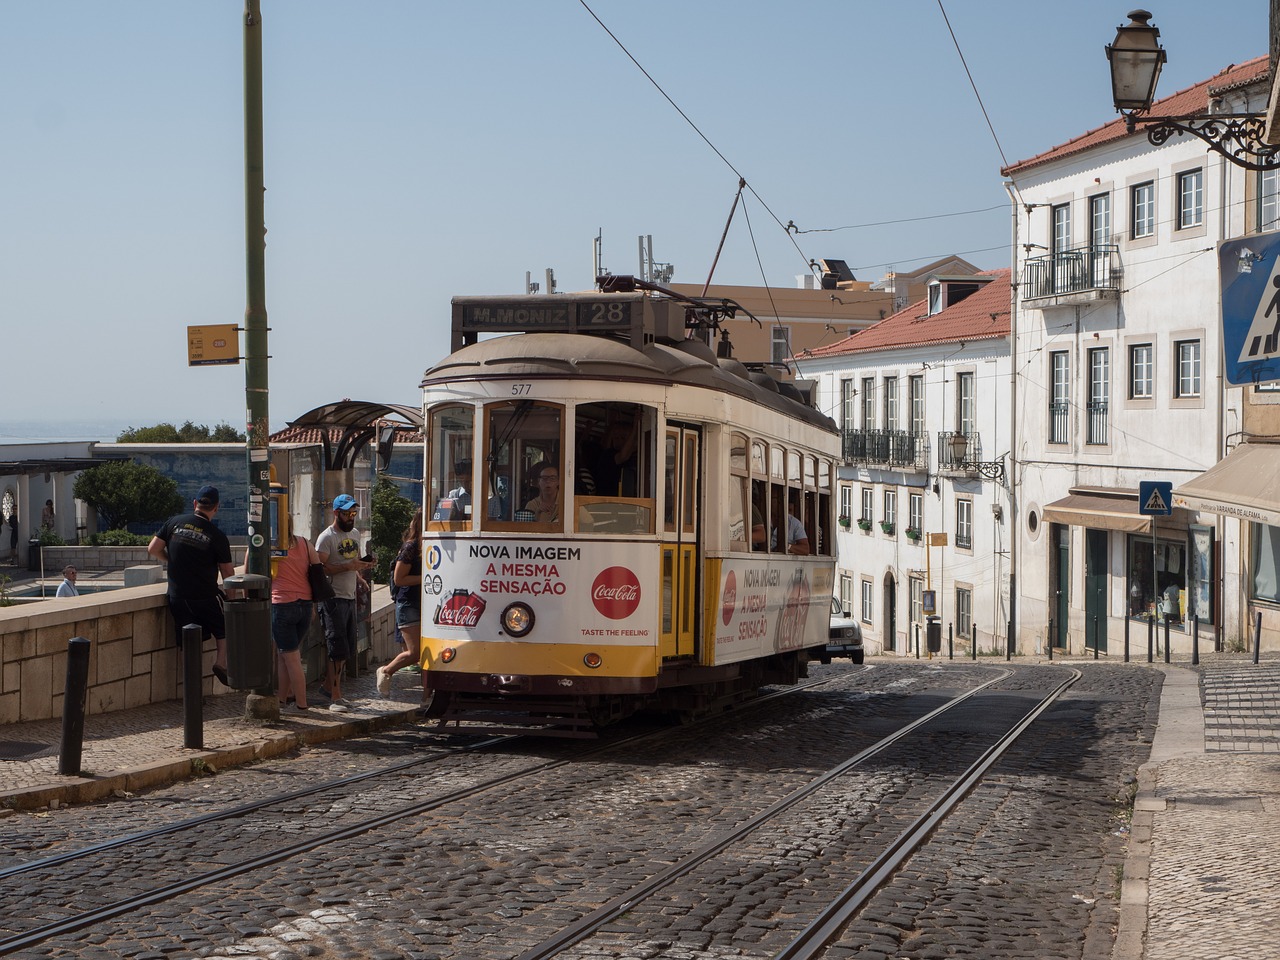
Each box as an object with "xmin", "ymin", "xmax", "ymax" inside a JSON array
[{"xmin": 271, "ymin": 532, "xmax": 315, "ymax": 712}]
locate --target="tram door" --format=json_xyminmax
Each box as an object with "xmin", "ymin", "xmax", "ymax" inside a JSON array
[{"xmin": 659, "ymin": 424, "xmax": 700, "ymax": 660}]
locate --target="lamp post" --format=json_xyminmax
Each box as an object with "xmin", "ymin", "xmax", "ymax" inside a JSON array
[
  {"xmin": 1105, "ymin": 9, "xmax": 1280, "ymax": 171},
  {"xmin": 947, "ymin": 432, "xmax": 1005, "ymax": 483}
]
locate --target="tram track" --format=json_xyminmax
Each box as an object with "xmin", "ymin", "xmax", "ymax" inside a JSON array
[
  {"xmin": 0, "ymin": 671, "xmax": 858, "ymax": 955},
  {"xmin": 510, "ymin": 667, "xmax": 1081, "ymax": 960}
]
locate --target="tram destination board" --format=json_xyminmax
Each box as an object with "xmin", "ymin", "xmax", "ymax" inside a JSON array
[{"xmin": 451, "ymin": 293, "xmax": 683, "ymax": 349}]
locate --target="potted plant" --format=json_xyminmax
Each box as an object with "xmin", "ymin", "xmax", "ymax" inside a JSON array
[
  {"xmin": 906, "ymin": 527, "xmax": 922, "ymax": 542},
  {"xmin": 880, "ymin": 520, "xmax": 895, "ymax": 535},
  {"xmin": 857, "ymin": 518, "xmax": 872, "ymax": 532},
  {"xmin": 838, "ymin": 514, "xmax": 851, "ymax": 529}
]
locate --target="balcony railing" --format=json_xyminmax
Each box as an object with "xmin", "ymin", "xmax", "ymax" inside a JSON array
[
  {"xmin": 1086, "ymin": 400, "xmax": 1109, "ymax": 445},
  {"xmin": 1048, "ymin": 400, "xmax": 1070, "ymax": 444},
  {"xmin": 1022, "ymin": 244, "xmax": 1120, "ymax": 301},
  {"xmin": 842, "ymin": 428, "xmax": 928, "ymax": 471},
  {"xmin": 937, "ymin": 430, "xmax": 985, "ymax": 475}
]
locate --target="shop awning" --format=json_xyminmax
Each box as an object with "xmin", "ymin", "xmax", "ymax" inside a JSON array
[
  {"xmin": 1042, "ymin": 491, "xmax": 1183, "ymax": 533},
  {"xmin": 1173, "ymin": 442, "xmax": 1280, "ymax": 526}
]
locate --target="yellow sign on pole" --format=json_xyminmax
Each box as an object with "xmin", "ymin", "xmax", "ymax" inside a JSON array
[
  {"xmin": 187, "ymin": 325, "xmax": 240, "ymax": 366},
  {"xmin": 927, "ymin": 532, "xmax": 949, "ymax": 546}
]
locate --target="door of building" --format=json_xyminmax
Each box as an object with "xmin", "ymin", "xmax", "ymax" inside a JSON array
[{"xmin": 1084, "ymin": 528, "xmax": 1108, "ymax": 653}]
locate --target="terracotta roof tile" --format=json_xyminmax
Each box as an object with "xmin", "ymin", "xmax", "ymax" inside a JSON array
[
  {"xmin": 802, "ymin": 269, "xmax": 1010, "ymax": 359},
  {"xmin": 1002, "ymin": 56, "xmax": 1268, "ymax": 176}
]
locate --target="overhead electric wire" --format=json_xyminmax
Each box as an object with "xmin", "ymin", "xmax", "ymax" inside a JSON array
[{"xmin": 789, "ymin": 203, "xmax": 1006, "ymax": 234}]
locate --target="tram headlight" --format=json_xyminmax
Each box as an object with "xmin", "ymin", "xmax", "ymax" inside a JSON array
[{"xmin": 501, "ymin": 602, "xmax": 535, "ymax": 638}]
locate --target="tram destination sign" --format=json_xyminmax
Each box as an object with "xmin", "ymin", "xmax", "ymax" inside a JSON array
[{"xmin": 451, "ymin": 293, "xmax": 683, "ymax": 350}]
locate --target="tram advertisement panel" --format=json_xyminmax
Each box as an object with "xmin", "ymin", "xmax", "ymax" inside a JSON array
[
  {"xmin": 421, "ymin": 538, "xmax": 659, "ymax": 643},
  {"xmin": 713, "ymin": 558, "xmax": 833, "ymax": 664}
]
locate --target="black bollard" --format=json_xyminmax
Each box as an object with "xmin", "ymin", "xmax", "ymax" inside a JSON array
[
  {"xmin": 1255, "ymin": 611, "xmax": 1263, "ymax": 665},
  {"xmin": 1147, "ymin": 616, "xmax": 1154, "ymax": 664},
  {"xmin": 1164, "ymin": 616, "xmax": 1171, "ymax": 664},
  {"xmin": 971, "ymin": 621, "xmax": 976, "ymax": 660},
  {"xmin": 914, "ymin": 622, "xmax": 920, "ymax": 659},
  {"xmin": 948, "ymin": 623, "xmax": 954, "ymax": 660},
  {"xmin": 1192, "ymin": 614, "xmax": 1200, "ymax": 667},
  {"xmin": 1093, "ymin": 615, "xmax": 1099, "ymax": 660},
  {"xmin": 183, "ymin": 623, "xmax": 204, "ymax": 750},
  {"xmin": 1005, "ymin": 621, "xmax": 1011, "ymax": 661},
  {"xmin": 58, "ymin": 638, "xmax": 92, "ymax": 777},
  {"xmin": 1124, "ymin": 614, "xmax": 1130, "ymax": 663},
  {"xmin": 1048, "ymin": 616, "xmax": 1054, "ymax": 661}
]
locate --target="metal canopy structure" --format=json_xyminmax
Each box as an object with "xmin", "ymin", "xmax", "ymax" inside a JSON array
[{"xmin": 286, "ymin": 400, "xmax": 423, "ymax": 471}]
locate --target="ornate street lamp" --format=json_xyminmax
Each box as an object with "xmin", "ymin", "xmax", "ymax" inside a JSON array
[
  {"xmin": 947, "ymin": 432, "xmax": 1006, "ymax": 483},
  {"xmin": 1106, "ymin": 9, "xmax": 1280, "ymax": 171}
]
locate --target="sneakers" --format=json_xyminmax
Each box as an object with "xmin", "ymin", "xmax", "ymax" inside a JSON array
[
  {"xmin": 328, "ymin": 701, "xmax": 350, "ymax": 713},
  {"xmin": 376, "ymin": 666, "xmax": 392, "ymax": 698},
  {"xmin": 282, "ymin": 702, "xmax": 309, "ymax": 714}
]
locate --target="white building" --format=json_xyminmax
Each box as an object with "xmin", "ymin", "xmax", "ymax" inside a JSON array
[
  {"xmin": 799, "ymin": 270, "xmax": 1012, "ymax": 657},
  {"xmin": 1003, "ymin": 56, "xmax": 1272, "ymax": 655}
]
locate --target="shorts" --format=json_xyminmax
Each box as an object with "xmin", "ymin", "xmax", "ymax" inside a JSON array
[
  {"xmin": 168, "ymin": 597, "xmax": 226, "ymax": 647},
  {"xmin": 318, "ymin": 597, "xmax": 357, "ymax": 662},
  {"xmin": 271, "ymin": 600, "xmax": 312, "ymax": 653},
  {"xmin": 395, "ymin": 599, "xmax": 421, "ymax": 630}
]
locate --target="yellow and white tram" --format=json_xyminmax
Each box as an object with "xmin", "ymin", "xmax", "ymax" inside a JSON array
[{"xmin": 416, "ymin": 279, "xmax": 840, "ymax": 734}]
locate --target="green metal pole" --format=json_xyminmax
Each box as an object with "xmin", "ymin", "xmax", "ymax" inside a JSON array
[{"xmin": 244, "ymin": 0, "xmax": 270, "ymax": 578}]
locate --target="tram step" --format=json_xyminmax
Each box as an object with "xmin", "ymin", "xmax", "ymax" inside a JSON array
[{"xmin": 432, "ymin": 697, "xmax": 600, "ymax": 739}]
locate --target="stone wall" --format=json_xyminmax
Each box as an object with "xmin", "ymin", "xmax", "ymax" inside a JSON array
[
  {"xmin": 38, "ymin": 544, "xmax": 249, "ymax": 573},
  {"xmin": 0, "ymin": 584, "xmax": 395, "ymax": 725}
]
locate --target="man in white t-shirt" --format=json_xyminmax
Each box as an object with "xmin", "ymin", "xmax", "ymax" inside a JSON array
[{"xmin": 315, "ymin": 494, "xmax": 374, "ymax": 712}]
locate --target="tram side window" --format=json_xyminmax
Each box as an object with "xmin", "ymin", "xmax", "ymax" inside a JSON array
[
  {"xmin": 427, "ymin": 403, "xmax": 475, "ymax": 526},
  {"xmin": 728, "ymin": 432, "xmax": 749, "ymax": 550},
  {"xmin": 751, "ymin": 478, "xmax": 769, "ymax": 552},
  {"xmin": 483, "ymin": 401, "xmax": 563, "ymax": 529}
]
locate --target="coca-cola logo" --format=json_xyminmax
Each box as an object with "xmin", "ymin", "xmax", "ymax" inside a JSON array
[
  {"xmin": 434, "ymin": 589, "xmax": 487, "ymax": 628},
  {"xmin": 591, "ymin": 566, "xmax": 642, "ymax": 620},
  {"xmin": 722, "ymin": 569, "xmax": 737, "ymax": 626}
]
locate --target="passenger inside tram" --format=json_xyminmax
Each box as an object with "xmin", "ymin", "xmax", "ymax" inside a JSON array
[{"xmin": 522, "ymin": 462, "xmax": 560, "ymax": 523}]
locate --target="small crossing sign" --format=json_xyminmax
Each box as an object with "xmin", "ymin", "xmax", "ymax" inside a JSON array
[{"xmin": 1139, "ymin": 480, "xmax": 1173, "ymax": 517}]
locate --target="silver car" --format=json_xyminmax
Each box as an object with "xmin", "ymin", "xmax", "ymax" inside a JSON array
[{"xmin": 822, "ymin": 596, "xmax": 864, "ymax": 664}]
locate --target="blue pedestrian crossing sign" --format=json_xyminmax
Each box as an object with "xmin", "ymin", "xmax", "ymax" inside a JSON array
[
  {"xmin": 1139, "ymin": 481, "xmax": 1173, "ymax": 516},
  {"xmin": 1221, "ymin": 230, "xmax": 1280, "ymax": 386}
]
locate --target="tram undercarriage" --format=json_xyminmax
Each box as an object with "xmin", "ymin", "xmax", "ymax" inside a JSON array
[{"xmin": 420, "ymin": 648, "xmax": 818, "ymax": 738}]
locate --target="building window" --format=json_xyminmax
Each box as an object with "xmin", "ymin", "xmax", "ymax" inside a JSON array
[
  {"xmin": 861, "ymin": 579, "xmax": 874, "ymax": 623},
  {"xmin": 840, "ymin": 379, "xmax": 854, "ymax": 433},
  {"xmin": 910, "ymin": 577, "xmax": 923, "ymax": 627},
  {"xmin": 1259, "ymin": 169, "xmax": 1280, "ymax": 232},
  {"xmin": 908, "ymin": 492, "xmax": 923, "ymax": 537},
  {"xmin": 861, "ymin": 487, "xmax": 874, "ymax": 523},
  {"xmin": 883, "ymin": 488, "xmax": 897, "ymax": 531},
  {"xmin": 1090, "ymin": 193, "xmax": 1111, "ymax": 245},
  {"xmin": 883, "ymin": 376, "xmax": 898, "ymax": 430},
  {"xmin": 771, "ymin": 326, "xmax": 791, "ymax": 364},
  {"xmin": 956, "ymin": 371, "xmax": 975, "ymax": 435},
  {"xmin": 1177, "ymin": 169, "xmax": 1203, "ymax": 229},
  {"xmin": 1176, "ymin": 340, "xmax": 1201, "ymax": 398},
  {"xmin": 1129, "ymin": 343, "xmax": 1153, "ymax": 399},
  {"xmin": 1052, "ymin": 202, "xmax": 1071, "ymax": 252},
  {"xmin": 839, "ymin": 484, "xmax": 852, "ymax": 523},
  {"xmin": 861, "ymin": 377, "xmax": 875, "ymax": 428},
  {"xmin": 1129, "ymin": 534, "xmax": 1189, "ymax": 622},
  {"xmin": 840, "ymin": 574, "xmax": 853, "ymax": 616},
  {"xmin": 1049, "ymin": 351, "xmax": 1070, "ymax": 444},
  {"xmin": 1131, "ymin": 181, "xmax": 1155, "ymax": 239},
  {"xmin": 956, "ymin": 498, "xmax": 973, "ymax": 549},
  {"xmin": 909, "ymin": 375, "xmax": 925, "ymax": 438},
  {"xmin": 956, "ymin": 587, "xmax": 972, "ymax": 639},
  {"xmin": 1087, "ymin": 347, "xmax": 1109, "ymax": 444}
]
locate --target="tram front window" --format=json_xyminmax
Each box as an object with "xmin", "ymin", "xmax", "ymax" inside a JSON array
[
  {"xmin": 574, "ymin": 401, "xmax": 656, "ymax": 535},
  {"xmin": 427, "ymin": 404, "xmax": 475, "ymax": 528},
  {"xmin": 482, "ymin": 400, "xmax": 563, "ymax": 531}
]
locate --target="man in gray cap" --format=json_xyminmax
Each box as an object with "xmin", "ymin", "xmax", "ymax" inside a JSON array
[
  {"xmin": 315, "ymin": 493, "xmax": 374, "ymax": 711},
  {"xmin": 148, "ymin": 485, "xmax": 236, "ymax": 685}
]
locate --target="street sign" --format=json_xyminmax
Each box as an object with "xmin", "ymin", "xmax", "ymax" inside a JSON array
[
  {"xmin": 1139, "ymin": 480, "xmax": 1173, "ymax": 516},
  {"xmin": 1220, "ymin": 230, "xmax": 1280, "ymax": 385},
  {"xmin": 187, "ymin": 324, "xmax": 240, "ymax": 366},
  {"xmin": 922, "ymin": 589, "xmax": 936, "ymax": 614},
  {"xmin": 927, "ymin": 533, "xmax": 948, "ymax": 547}
]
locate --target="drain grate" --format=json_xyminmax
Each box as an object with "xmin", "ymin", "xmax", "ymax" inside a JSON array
[{"xmin": 0, "ymin": 741, "xmax": 57, "ymax": 761}]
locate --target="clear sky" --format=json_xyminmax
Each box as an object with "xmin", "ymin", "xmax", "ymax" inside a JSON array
[{"xmin": 0, "ymin": 1, "xmax": 1266, "ymax": 440}]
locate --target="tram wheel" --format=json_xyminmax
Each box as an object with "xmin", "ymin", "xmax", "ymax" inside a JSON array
[{"xmin": 418, "ymin": 689, "xmax": 452, "ymax": 720}]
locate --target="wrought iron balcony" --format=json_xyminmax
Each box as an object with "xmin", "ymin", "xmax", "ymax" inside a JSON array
[
  {"xmin": 1048, "ymin": 400, "xmax": 1070, "ymax": 444},
  {"xmin": 841, "ymin": 428, "xmax": 928, "ymax": 471},
  {"xmin": 1022, "ymin": 244, "xmax": 1121, "ymax": 303},
  {"xmin": 1086, "ymin": 400, "xmax": 1109, "ymax": 445},
  {"xmin": 938, "ymin": 431, "xmax": 1005, "ymax": 482}
]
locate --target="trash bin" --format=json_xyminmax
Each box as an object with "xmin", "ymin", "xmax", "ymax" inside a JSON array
[
  {"xmin": 27, "ymin": 537, "xmax": 41, "ymax": 572},
  {"xmin": 224, "ymin": 574, "xmax": 274, "ymax": 690},
  {"xmin": 926, "ymin": 616, "xmax": 942, "ymax": 654}
]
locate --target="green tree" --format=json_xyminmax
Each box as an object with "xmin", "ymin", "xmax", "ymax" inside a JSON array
[
  {"xmin": 370, "ymin": 475, "xmax": 416, "ymax": 584},
  {"xmin": 73, "ymin": 461, "xmax": 184, "ymax": 531},
  {"xmin": 117, "ymin": 421, "xmax": 246, "ymax": 443}
]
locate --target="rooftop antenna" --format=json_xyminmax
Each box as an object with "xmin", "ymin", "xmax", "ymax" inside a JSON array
[
  {"xmin": 639, "ymin": 234, "xmax": 675, "ymax": 285},
  {"xmin": 593, "ymin": 229, "xmax": 608, "ymax": 287}
]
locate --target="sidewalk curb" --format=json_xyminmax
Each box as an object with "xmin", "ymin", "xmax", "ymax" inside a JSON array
[{"xmin": 0, "ymin": 705, "xmax": 421, "ymax": 812}]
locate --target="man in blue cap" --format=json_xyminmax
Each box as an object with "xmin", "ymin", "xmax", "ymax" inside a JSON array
[
  {"xmin": 315, "ymin": 493, "xmax": 374, "ymax": 711},
  {"xmin": 148, "ymin": 485, "xmax": 236, "ymax": 685}
]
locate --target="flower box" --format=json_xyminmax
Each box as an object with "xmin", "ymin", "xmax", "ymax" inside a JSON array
[
  {"xmin": 838, "ymin": 515, "xmax": 851, "ymax": 528},
  {"xmin": 857, "ymin": 519, "xmax": 873, "ymax": 532},
  {"xmin": 880, "ymin": 521, "xmax": 895, "ymax": 535},
  {"xmin": 906, "ymin": 528, "xmax": 922, "ymax": 541}
]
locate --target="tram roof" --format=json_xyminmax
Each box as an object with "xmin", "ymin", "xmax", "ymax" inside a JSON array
[{"xmin": 421, "ymin": 332, "xmax": 836, "ymax": 433}]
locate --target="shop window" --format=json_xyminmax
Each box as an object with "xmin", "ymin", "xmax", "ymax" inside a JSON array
[{"xmin": 1127, "ymin": 534, "xmax": 1188, "ymax": 623}]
